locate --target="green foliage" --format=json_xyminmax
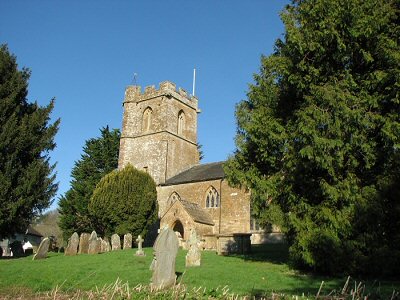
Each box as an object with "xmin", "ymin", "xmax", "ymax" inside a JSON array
[
  {"xmin": 0, "ymin": 45, "xmax": 59, "ymax": 239},
  {"xmin": 58, "ymin": 126, "xmax": 120, "ymax": 239},
  {"xmin": 88, "ymin": 164, "xmax": 158, "ymax": 238},
  {"xmin": 225, "ymin": 0, "xmax": 400, "ymax": 276}
]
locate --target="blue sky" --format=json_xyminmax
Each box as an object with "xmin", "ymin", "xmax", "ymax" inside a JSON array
[{"xmin": 0, "ymin": 1, "xmax": 288, "ymax": 210}]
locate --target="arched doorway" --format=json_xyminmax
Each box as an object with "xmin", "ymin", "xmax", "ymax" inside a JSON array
[{"xmin": 172, "ymin": 220, "xmax": 184, "ymax": 239}]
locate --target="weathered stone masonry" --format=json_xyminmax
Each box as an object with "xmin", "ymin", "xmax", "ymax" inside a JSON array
[{"xmin": 118, "ymin": 81, "xmax": 276, "ymax": 251}]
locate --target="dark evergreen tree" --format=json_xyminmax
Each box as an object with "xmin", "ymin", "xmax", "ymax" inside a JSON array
[
  {"xmin": 0, "ymin": 45, "xmax": 59, "ymax": 239},
  {"xmin": 88, "ymin": 164, "xmax": 158, "ymax": 238},
  {"xmin": 225, "ymin": 0, "xmax": 399, "ymax": 276},
  {"xmin": 58, "ymin": 126, "xmax": 120, "ymax": 239}
]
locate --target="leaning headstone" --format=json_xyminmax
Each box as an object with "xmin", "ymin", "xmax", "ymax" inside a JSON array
[
  {"xmin": 101, "ymin": 237, "xmax": 111, "ymax": 253},
  {"xmin": 111, "ymin": 234, "xmax": 121, "ymax": 251},
  {"xmin": 136, "ymin": 235, "xmax": 145, "ymax": 256},
  {"xmin": 79, "ymin": 233, "xmax": 90, "ymax": 254},
  {"xmin": 150, "ymin": 227, "xmax": 179, "ymax": 289},
  {"xmin": 123, "ymin": 233, "xmax": 132, "ymax": 249},
  {"xmin": 185, "ymin": 229, "xmax": 201, "ymax": 267},
  {"xmin": 88, "ymin": 231, "xmax": 100, "ymax": 255},
  {"xmin": 65, "ymin": 232, "xmax": 79, "ymax": 256},
  {"xmin": 33, "ymin": 237, "xmax": 50, "ymax": 260}
]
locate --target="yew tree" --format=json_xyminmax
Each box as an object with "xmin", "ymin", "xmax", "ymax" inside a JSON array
[
  {"xmin": 88, "ymin": 164, "xmax": 158, "ymax": 238},
  {"xmin": 0, "ymin": 45, "xmax": 59, "ymax": 239},
  {"xmin": 225, "ymin": 0, "xmax": 399, "ymax": 276},
  {"xmin": 58, "ymin": 126, "xmax": 120, "ymax": 239}
]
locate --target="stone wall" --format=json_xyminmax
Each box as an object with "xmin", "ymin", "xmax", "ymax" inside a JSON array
[{"xmin": 158, "ymin": 179, "xmax": 251, "ymax": 235}]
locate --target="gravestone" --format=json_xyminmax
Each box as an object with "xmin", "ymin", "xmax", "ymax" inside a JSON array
[
  {"xmin": 135, "ymin": 235, "xmax": 145, "ymax": 256},
  {"xmin": 65, "ymin": 232, "xmax": 79, "ymax": 256},
  {"xmin": 123, "ymin": 233, "xmax": 132, "ymax": 249},
  {"xmin": 111, "ymin": 234, "xmax": 121, "ymax": 251},
  {"xmin": 185, "ymin": 229, "xmax": 201, "ymax": 267},
  {"xmin": 100, "ymin": 237, "xmax": 111, "ymax": 253},
  {"xmin": 88, "ymin": 231, "xmax": 100, "ymax": 254},
  {"xmin": 150, "ymin": 227, "xmax": 179, "ymax": 289},
  {"xmin": 79, "ymin": 233, "xmax": 90, "ymax": 254},
  {"xmin": 32, "ymin": 237, "xmax": 50, "ymax": 260}
]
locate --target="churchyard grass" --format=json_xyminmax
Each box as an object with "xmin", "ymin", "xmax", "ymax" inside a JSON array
[{"xmin": 0, "ymin": 244, "xmax": 398, "ymax": 298}]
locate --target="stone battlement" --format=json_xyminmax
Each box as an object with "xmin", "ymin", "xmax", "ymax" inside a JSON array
[{"xmin": 124, "ymin": 81, "xmax": 197, "ymax": 103}]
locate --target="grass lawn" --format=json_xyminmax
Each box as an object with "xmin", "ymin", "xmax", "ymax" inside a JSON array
[{"xmin": 0, "ymin": 244, "xmax": 398, "ymax": 298}]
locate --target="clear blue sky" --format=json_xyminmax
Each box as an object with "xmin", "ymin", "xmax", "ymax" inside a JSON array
[{"xmin": 0, "ymin": 1, "xmax": 288, "ymax": 211}]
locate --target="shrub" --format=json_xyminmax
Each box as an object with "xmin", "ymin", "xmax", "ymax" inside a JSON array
[{"xmin": 89, "ymin": 164, "xmax": 158, "ymax": 238}]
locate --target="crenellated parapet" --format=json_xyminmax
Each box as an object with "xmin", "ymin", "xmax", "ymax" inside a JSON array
[{"xmin": 123, "ymin": 81, "xmax": 199, "ymax": 112}]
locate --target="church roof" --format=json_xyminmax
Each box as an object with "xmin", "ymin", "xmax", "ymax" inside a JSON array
[
  {"xmin": 179, "ymin": 199, "xmax": 215, "ymax": 226},
  {"xmin": 26, "ymin": 225, "xmax": 43, "ymax": 237},
  {"xmin": 163, "ymin": 161, "xmax": 225, "ymax": 186}
]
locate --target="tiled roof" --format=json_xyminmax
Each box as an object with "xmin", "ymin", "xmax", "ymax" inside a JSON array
[
  {"xmin": 179, "ymin": 199, "xmax": 215, "ymax": 226},
  {"xmin": 163, "ymin": 161, "xmax": 225, "ymax": 186},
  {"xmin": 26, "ymin": 225, "xmax": 43, "ymax": 237}
]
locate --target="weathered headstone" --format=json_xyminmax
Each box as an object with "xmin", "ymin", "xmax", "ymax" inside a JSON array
[
  {"xmin": 65, "ymin": 232, "xmax": 79, "ymax": 256},
  {"xmin": 123, "ymin": 233, "xmax": 132, "ymax": 249},
  {"xmin": 88, "ymin": 231, "xmax": 100, "ymax": 255},
  {"xmin": 101, "ymin": 237, "xmax": 111, "ymax": 253},
  {"xmin": 185, "ymin": 229, "xmax": 201, "ymax": 267},
  {"xmin": 135, "ymin": 235, "xmax": 145, "ymax": 256},
  {"xmin": 111, "ymin": 234, "xmax": 121, "ymax": 251},
  {"xmin": 32, "ymin": 237, "xmax": 50, "ymax": 260},
  {"xmin": 79, "ymin": 233, "xmax": 90, "ymax": 254},
  {"xmin": 150, "ymin": 227, "xmax": 179, "ymax": 289}
]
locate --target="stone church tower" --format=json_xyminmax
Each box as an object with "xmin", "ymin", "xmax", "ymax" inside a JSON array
[
  {"xmin": 118, "ymin": 81, "xmax": 200, "ymax": 185},
  {"xmin": 118, "ymin": 80, "xmax": 280, "ymax": 252}
]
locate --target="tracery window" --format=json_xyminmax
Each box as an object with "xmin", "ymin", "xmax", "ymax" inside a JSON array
[
  {"xmin": 205, "ymin": 186, "xmax": 219, "ymax": 208},
  {"xmin": 142, "ymin": 107, "xmax": 153, "ymax": 132},
  {"xmin": 177, "ymin": 110, "xmax": 185, "ymax": 135},
  {"xmin": 167, "ymin": 192, "xmax": 180, "ymax": 207}
]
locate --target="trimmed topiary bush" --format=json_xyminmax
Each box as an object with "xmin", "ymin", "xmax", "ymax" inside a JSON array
[{"xmin": 89, "ymin": 164, "xmax": 158, "ymax": 238}]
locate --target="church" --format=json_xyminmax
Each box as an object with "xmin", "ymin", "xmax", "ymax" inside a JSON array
[{"xmin": 118, "ymin": 81, "xmax": 279, "ymax": 253}]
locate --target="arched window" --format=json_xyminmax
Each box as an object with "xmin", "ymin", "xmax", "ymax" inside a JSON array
[
  {"xmin": 167, "ymin": 192, "xmax": 180, "ymax": 207},
  {"xmin": 177, "ymin": 110, "xmax": 185, "ymax": 135},
  {"xmin": 205, "ymin": 186, "xmax": 219, "ymax": 208},
  {"xmin": 142, "ymin": 107, "xmax": 152, "ymax": 132}
]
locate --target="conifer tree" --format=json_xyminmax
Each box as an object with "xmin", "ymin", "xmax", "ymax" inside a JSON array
[
  {"xmin": 225, "ymin": 0, "xmax": 399, "ymax": 276},
  {"xmin": 88, "ymin": 164, "xmax": 158, "ymax": 238},
  {"xmin": 0, "ymin": 45, "xmax": 59, "ymax": 239},
  {"xmin": 58, "ymin": 126, "xmax": 120, "ymax": 239}
]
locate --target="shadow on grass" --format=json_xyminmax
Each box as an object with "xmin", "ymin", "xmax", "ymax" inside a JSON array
[{"xmin": 230, "ymin": 243, "xmax": 289, "ymax": 264}]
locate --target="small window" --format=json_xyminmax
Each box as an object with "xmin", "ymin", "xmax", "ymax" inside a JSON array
[
  {"xmin": 205, "ymin": 186, "xmax": 219, "ymax": 208},
  {"xmin": 177, "ymin": 110, "xmax": 185, "ymax": 135},
  {"xmin": 143, "ymin": 107, "xmax": 153, "ymax": 132}
]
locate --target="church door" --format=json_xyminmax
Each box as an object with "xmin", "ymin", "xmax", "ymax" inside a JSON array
[{"xmin": 172, "ymin": 220, "xmax": 184, "ymax": 239}]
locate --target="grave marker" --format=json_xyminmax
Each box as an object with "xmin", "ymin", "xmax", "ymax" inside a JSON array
[
  {"xmin": 32, "ymin": 237, "xmax": 50, "ymax": 260},
  {"xmin": 65, "ymin": 232, "xmax": 79, "ymax": 256},
  {"xmin": 150, "ymin": 227, "xmax": 179, "ymax": 289},
  {"xmin": 135, "ymin": 235, "xmax": 145, "ymax": 256},
  {"xmin": 111, "ymin": 234, "xmax": 121, "ymax": 251},
  {"xmin": 123, "ymin": 233, "xmax": 132, "ymax": 249},
  {"xmin": 185, "ymin": 229, "xmax": 201, "ymax": 267}
]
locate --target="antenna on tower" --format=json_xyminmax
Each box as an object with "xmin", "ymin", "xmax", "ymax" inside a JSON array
[
  {"xmin": 192, "ymin": 68, "xmax": 196, "ymax": 96},
  {"xmin": 132, "ymin": 73, "xmax": 138, "ymax": 85}
]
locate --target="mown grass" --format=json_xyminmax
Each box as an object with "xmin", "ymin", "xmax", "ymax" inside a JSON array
[{"xmin": 0, "ymin": 244, "xmax": 398, "ymax": 298}]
